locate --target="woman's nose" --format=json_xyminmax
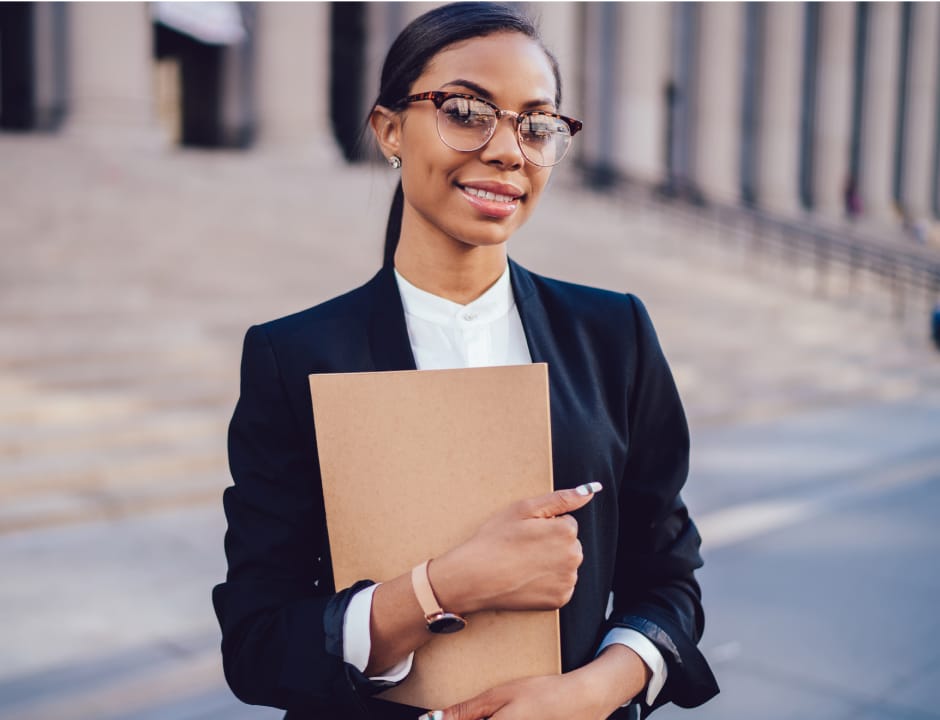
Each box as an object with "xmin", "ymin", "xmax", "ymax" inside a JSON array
[{"xmin": 480, "ymin": 115, "xmax": 525, "ymax": 168}]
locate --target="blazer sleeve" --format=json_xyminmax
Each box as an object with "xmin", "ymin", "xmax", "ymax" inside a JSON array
[
  {"xmin": 212, "ymin": 325, "xmax": 401, "ymax": 716},
  {"xmin": 605, "ymin": 295, "xmax": 719, "ymax": 714}
]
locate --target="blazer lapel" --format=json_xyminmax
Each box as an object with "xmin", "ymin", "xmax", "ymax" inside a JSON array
[
  {"xmin": 509, "ymin": 258, "xmax": 554, "ymax": 365},
  {"xmin": 367, "ymin": 264, "xmax": 418, "ymax": 372},
  {"xmin": 510, "ymin": 259, "xmax": 580, "ymax": 497}
]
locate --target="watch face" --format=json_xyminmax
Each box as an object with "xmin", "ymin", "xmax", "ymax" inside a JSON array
[{"xmin": 427, "ymin": 612, "xmax": 466, "ymax": 634}]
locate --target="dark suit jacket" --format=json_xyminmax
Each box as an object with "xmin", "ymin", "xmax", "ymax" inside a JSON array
[{"xmin": 213, "ymin": 260, "xmax": 719, "ymax": 719}]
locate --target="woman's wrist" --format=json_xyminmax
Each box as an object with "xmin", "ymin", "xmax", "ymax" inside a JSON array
[
  {"xmin": 566, "ymin": 643, "xmax": 651, "ymax": 717},
  {"xmin": 426, "ymin": 550, "xmax": 483, "ymax": 616}
]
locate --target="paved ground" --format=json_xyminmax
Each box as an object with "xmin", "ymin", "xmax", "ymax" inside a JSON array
[{"xmin": 1, "ymin": 134, "xmax": 938, "ymax": 719}]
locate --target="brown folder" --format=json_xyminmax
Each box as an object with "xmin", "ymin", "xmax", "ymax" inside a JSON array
[{"xmin": 308, "ymin": 363, "xmax": 560, "ymax": 709}]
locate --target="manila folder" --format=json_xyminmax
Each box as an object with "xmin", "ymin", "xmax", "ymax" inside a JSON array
[{"xmin": 308, "ymin": 363, "xmax": 560, "ymax": 710}]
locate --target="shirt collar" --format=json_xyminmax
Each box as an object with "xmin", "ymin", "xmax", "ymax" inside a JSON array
[{"xmin": 394, "ymin": 264, "xmax": 515, "ymax": 327}]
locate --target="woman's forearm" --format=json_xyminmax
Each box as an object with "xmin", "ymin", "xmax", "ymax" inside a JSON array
[
  {"xmin": 366, "ymin": 550, "xmax": 480, "ymax": 675},
  {"xmin": 366, "ymin": 545, "xmax": 490, "ymax": 675},
  {"xmin": 366, "ymin": 570, "xmax": 434, "ymax": 676},
  {"xmin": 424, "ymin": 641, "xmax": 654, "ymax": 720}
]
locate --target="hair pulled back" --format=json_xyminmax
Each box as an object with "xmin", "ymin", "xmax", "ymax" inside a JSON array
[{"xmin": 376, "ymin": 2, "xmax": 561, "ymax": 266}]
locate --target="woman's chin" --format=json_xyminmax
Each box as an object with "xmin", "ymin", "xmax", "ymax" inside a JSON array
[{"xmin": 454, "ymin": 230, "xmax": 514, "ymax": 251}]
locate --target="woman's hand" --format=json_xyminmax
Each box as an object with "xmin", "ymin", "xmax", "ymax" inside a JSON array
[
  {"xmin": 429, "ymin": 483, "xmax": 602, "ymax": 615},
  {"xmin": 419, "ymin": 644, "xmax": 649, "ymax": 720},
  {"xmin": 365, "ymin": 483, "xmax": 601, "ymax": 676},
  {"xmin": 420, "ymin": 673, "xmax": 608, "ymax": 720}
]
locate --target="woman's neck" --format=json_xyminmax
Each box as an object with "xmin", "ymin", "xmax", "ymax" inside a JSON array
[{"xmin": 393, "ymin": 222, "xmax": 509, "ymax": 306}]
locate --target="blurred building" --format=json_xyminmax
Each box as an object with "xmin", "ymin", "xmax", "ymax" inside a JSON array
[{"xmin": 1, "ymin": 1, "xmax": 938, "ymax": 242}]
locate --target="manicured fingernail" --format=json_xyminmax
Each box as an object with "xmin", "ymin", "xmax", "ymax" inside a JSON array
[
  {"xmin": 417, "ymin": 712, "xmax": 443, "ymax": 720},
  {"xmin": 575, "ymin": 482, "xmax": 603, "ymax": 496}
]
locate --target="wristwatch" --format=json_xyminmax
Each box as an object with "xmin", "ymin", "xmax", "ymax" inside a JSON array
[{"xmin": 411, "ymin": 560, "xmax": 467, "ymax": 634}]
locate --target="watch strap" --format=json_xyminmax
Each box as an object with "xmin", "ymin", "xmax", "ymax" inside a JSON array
[{"xmin": 411, "ymin": 559, "xmax": 444, "ymax": 618}]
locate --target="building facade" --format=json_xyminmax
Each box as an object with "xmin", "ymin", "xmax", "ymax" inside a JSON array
[{"xmin": 2, "ymin": 1, "xmax": 938, "ymax": 242}]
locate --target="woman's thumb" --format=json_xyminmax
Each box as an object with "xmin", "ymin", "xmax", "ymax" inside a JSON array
[
  {"xmin": 419, "ymin": 689, "xmax": 501, "ymax": 720},
  {"xmin": 516, "ymin": 482, "xmax": 603, "ymax": 519}
]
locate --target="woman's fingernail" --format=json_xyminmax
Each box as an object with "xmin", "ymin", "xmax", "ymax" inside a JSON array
[
  {"xmin": 417, "ymin": 712, "xmax": 443, "ymax": 720},
  {"xmin": 575, "ymin": 481, "xmax": 603, "ymax": 496}
]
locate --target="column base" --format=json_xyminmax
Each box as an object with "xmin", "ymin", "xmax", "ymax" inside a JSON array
[
  {"xmin": 904, "ymin": 218, "xmax": 938, "ymax": 246},
  {"xmin": 62, "ymin": 99, "xmax": 169, "ymax": 151},
  {"xmin": 251, "ymin": 135, "xmax": 343, "ymax": 166},
  {"xmin": 61, "ymin": 121, "xmax": 169, "ymax": 152},
  {"xmin": 760, "ymin": 194, "xmax": 805, "ymax": 217}
]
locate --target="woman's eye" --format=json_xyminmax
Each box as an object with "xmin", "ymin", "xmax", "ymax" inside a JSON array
[
  {"xmin": 522, "ymin": 123, "xmax": 555, "ymax": 142},
  {"xmin": 440, "ymin": 98, "xmax": 493, "ymax": 124},
  {"xmin": 444, "ymin": 108, "xmax": 490, "ymax": 127}
]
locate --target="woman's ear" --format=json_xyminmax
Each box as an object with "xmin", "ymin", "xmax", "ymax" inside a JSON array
[{"xmin": 370, "ymin": 105, "xmax": 402, "ymax": 161}]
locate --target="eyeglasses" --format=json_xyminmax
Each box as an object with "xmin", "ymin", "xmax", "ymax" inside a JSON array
[{"xmin": 394, "ymin": 91, "xmax": 583, "ymax": 167}]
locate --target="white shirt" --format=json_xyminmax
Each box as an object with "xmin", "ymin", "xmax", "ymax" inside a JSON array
[{"xmin": 341, "ymin": 265, "xmax": 666, "ymax": 705}]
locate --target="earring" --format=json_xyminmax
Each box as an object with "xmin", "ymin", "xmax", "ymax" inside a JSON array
[{"xmin": 388, "ymin": 155, "xmax": 402, "ymax": 170}]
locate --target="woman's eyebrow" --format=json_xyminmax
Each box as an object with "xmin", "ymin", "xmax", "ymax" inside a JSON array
[
  {"xmin": 439, "ymin": 79, "xmax": 555, "ymax": 110},
  {"xmin": 440, "ymin": 78, "xmax": 491, "ymax": 98}
]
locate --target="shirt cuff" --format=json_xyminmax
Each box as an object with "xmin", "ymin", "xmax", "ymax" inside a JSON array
[
  {"xmin": 597, "ymin": 627, "xmax": 668, "ymax": 706},
  {"xmin": 343, "ymin": 583, "xmax": 415, "ymax": 682}
]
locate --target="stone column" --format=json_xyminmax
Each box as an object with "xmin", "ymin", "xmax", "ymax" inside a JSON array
[
  {"xmin": 65, "ymin": 2, "xmax": 159, "ymax": 144},
  {"xmin": 363, "ymin": 3, "xmax": 399, "ymax": 114},
  {"xmin": 693, "ymin": 2, "xmax": 745, "ymax": 204},
  {"xmin": 858, "ymin": 2, "xmax": 902, "ymax": 222},
  {"xmin": 613, "ymin": 3, "xmax": 671, "ymax": 184},
  {"xmin": 577, "ymin": 2, "xmax": 618, "ymax": 172},
  {"xmin": 755, "ymin": 2, "xmax": 804, "ymax": 215},
  {"xmin": 900, "ymin": 2, "xmax": 939, "ymax": 227},
  {"xmin": 32, "ymin": 2, "xmax": 67, "ymax": 131},
  {"xmin": 254, "ymin": 2, "xmax": 337, "ymax": 159},
  {"xmin": 812, "ymin": 3, "xmax": 855, "ymax": 217},
  {"xmin": 400, "ymin": 2, "xmax": 444, "ymax": 28},
  {"xmin": 530, "ymin": 2, "xmax": 581, "ymax": 120}
]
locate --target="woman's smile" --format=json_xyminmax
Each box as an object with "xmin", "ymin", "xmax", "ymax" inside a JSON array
[{"xmin": 457, "ymin": 180, "xmax": 524, "ymax": 218}]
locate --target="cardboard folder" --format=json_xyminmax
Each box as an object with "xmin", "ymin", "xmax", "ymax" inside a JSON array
[{"xmin": 308, "ymin": 363, "xmax": 560, "ymax": 710}]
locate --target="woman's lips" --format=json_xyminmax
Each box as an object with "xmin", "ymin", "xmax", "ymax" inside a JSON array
[{"xmin": 458, "ymin": 183, "xmax": 523, "ymax": 218}]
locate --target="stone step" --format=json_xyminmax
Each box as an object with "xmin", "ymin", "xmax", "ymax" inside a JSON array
[
  {"xmin": 0, "ymin": 358, "xmax": 230, "ymax": 396},
  {"xmin": 0, "ymin": 403, "xmax": 223, "ymax": 447},
  {"xmin": 0, "ymin": 469, "xmax": 229, "ymax": 534},
  {"xmin": 0, "ymin": 340, "xmax": 224, "ymax": 370},
  {"xmin": 0, "ymin": 635, "xmax": 276, "ymax": 720},
  {"xmin": 0, "ymin": 376, "xmax": 138, "ymax": 425},
  {"xmin": 0, "ymin": 437, "xmax": 225, "ymax": 499},
  {"xmin": 0, "ymin": 432, "xmax": 225, "ymax": 490},
  {"xmin": 0, "ymin": 376, "xmax": 233, "ymax": 426}
]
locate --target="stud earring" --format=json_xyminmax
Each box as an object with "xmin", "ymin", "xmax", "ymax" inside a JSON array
[{"xmin": 388, "ymin": 155, "xmax": 402, "ymax": 169}]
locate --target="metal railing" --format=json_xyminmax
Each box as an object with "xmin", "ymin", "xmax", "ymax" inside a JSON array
[{"xmin": 585, "ymin": 169, "xmax": 940, "ymax": 329}]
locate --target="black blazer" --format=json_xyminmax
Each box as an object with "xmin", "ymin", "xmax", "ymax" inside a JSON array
[{"xmin": 213, "ymin": 260, "xmax": 719, "ymax": 719}]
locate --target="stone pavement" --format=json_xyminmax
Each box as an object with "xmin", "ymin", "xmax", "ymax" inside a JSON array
[
  {"xmin": 655, "ymin": 398, "xmax": 940, "ymax": 720},
  {"xmin": 1, "ymin": 134, "xmax": 938, "ymax": 719}
]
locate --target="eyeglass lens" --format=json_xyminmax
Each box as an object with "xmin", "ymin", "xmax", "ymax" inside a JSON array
[{"xmin": 437, "ymin": 96, "xmax": 573, "ymax": 167}]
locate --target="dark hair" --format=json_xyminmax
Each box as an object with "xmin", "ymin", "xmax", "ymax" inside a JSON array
[{"xmin": 375, "ymin": 2, "xmax": 562, "ymax": 266}]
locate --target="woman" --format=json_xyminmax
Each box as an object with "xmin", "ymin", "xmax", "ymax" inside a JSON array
[{"xmin": 213, "ymin": 4, "xmax": 718, "ymax": 719}]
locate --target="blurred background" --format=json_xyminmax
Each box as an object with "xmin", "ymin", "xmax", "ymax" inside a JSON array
[{"xmin": 1, "ymin": 2, "xmax": 939, "ymax": 719}]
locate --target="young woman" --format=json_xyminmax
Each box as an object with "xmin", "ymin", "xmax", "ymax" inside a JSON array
[{"xmin": 213, "ymin": 4, "xmax": 718, "ymax": 719}]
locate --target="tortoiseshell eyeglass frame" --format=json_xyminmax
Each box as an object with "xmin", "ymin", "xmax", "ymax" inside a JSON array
[{"xmin": 393, "ymin": 91, "xmax": 584, "ymax": 139}]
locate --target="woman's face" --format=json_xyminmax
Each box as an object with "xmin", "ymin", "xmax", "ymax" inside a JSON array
[{"xmin": 376, "ymin": 32, "xmax": 559, "ymax": 251}]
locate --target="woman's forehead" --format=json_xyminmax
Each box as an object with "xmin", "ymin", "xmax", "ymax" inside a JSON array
[{"xmin": 415, "ymin": 32, "xmax": 557, "ymax": 105}]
